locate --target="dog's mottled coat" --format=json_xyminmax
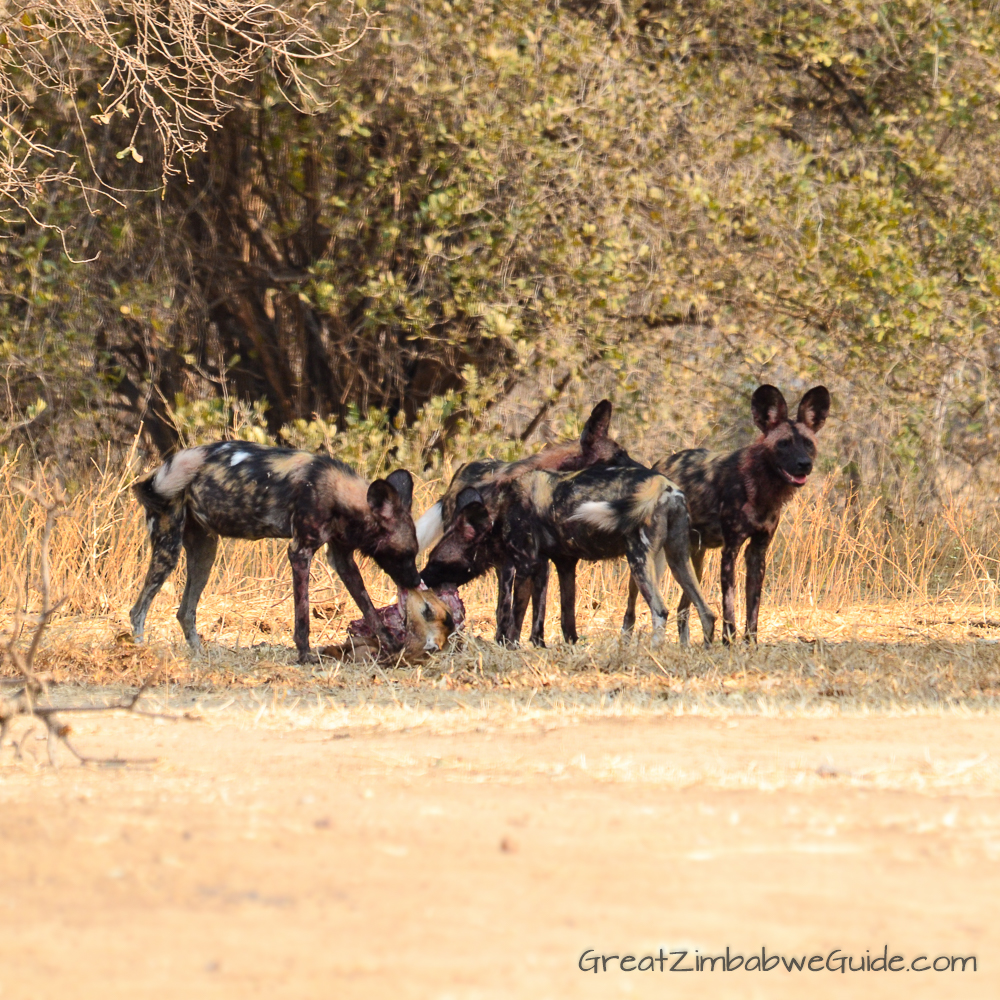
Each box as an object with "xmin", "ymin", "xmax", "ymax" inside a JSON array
[
  {"xmin": 130, "ymin": 441, "xmax": 454, "ymax": 662},
  {"xmin": 637, "ymin": 384, "xmax": 830, "ymax": 644},
  {"xmin": 422, "ymin": 465, "xmax": 716, "ymax": 647}
]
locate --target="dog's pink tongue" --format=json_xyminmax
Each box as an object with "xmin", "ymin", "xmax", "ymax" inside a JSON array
[{"xmin": 791, "ymin": 474, "xmax": 807, "ymax": 485}]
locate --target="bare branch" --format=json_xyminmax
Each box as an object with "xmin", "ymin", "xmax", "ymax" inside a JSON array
[
  {"xmin": 0, "ymin": 0, "xmax": 376, "ymax": 211},
  {"xmin": 1, "ymin": 474, "xmax": 191, "ymax": 767}
]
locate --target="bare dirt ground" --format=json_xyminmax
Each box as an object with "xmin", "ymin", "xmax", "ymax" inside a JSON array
[{"xmin": 2, "ymin": 697, "xmax": 998, "ymax": 999}]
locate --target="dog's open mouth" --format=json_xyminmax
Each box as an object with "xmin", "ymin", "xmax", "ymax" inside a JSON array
[{"xmin": 780, "ymin": 469, "xmax": 809, "ymax": 486}]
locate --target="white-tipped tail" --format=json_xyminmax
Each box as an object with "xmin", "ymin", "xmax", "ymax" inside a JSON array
[
  {"xmin": 569, "ymin": 500, "xmax": 619, "ymax": 532},
  {"xmin": 152, "ymin": 446, "xmax": 209, "ymax": 498},
  {"xmin": 416, "ymin": 501, "xmax": 444, "ymax": 555}
]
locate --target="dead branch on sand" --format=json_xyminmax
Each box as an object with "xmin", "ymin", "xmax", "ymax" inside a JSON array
[{"xmin": 1, "ymin": 476, "xmax": 186, "ymax": 766}]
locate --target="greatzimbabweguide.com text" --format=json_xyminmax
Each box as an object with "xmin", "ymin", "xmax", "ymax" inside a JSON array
[{"xmin": 578, "ymin": 947, "xmax": 976, "ymax": 973}]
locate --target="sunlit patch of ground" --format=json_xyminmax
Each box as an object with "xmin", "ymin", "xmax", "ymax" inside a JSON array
[
  {"xmin": 6, "ymin": 588, "xmax": 1000, "ymax": 720},
  {"xmin": 2, "ymin": 708, "xmax": 999, "ymax": 998}
]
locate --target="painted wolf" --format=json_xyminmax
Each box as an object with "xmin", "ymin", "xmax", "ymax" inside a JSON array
[
  {"xmin": 415, "ymin": 399, "xmax": 637, "ymax": 643},
  {"xmin": 130, "ymin": 441, "xmax": 454, "ymax": 662},
  {"xmin": 415, "ymin": 399, "xmax": 632, "ymax": 554},
  {"xmin": 632, "ymin": 384, "xmax": 830, "ymax": 645},
  {"xmin": 421, "ymin": 465, "xmax": 717, "ymax": 647}
]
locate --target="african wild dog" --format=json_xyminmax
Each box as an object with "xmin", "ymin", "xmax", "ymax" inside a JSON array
[
  {"xmin": 415, "ymin": 399, "xmax": 632, "ymax": 554},
  {"xmin": 421, "ymin": 466, "xmax": 717, "ymax": 648},
  {"xmin": 626, "ymin": 384, "xmax": 830, "ymax": 645},
  {"xmin": 129, "ymin": 441, "xmax": 454, "ymax": 662},
  {"xmin": 415, "ymin": 399, "xmax": 637, "ymax": 643}
]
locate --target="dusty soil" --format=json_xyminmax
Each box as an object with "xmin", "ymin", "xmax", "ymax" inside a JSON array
[{"xmin": 1, "ymin": 704, "xmax": 998, "ymax": 999}]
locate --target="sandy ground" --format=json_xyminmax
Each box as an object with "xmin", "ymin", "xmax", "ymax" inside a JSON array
[{"xmin": 1, "ymin": 703, "xmax": 998, "ymax": 999}]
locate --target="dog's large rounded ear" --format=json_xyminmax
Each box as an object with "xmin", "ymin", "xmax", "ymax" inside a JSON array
[
  {"xmin": 453, "ymin": 488, "xmax": 492, "ymax": 542},
  {"xmin": 751, "ymin": 385, "xmax": 788, "ymax": 433},
  {"xmin": 455, "ymin": 486, "xmax": 484, "ymax": 513},
  {"xmin": 385, "ymin": 469, "xmax": 414, "ymax": 513},
  {"xmin": 797, "ymin": 386, "xmax": 830, "ymax": 433},
  {"xmin": 459, "ymin": 502, "xmax": 493, "ymax": 542},
  {"xmin": 580, "ymin": 400, "xmax": 613, "ymax": 450},
  {"xmin": 367, "ymin": 478, "xmax": 400, "ymax": 521}
]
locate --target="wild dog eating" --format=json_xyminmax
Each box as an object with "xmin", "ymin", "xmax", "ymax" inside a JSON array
[
  {"xmin": 416, "ymin": 399, "xmax": 632, "ymax": 553},
  {"xmin": 421, "ymin": 465, "xmax": 717, "ymax": 647},
  {"xmin": 130, "ymin": 441, "xmax": 454, "ymax": 662},
  {"xmin": 637, "ymin": 384, "xmax": 830, "ymax": 645},
  {"xmin": 415, "ymin": 399, "xmax": 637, "ymax": 643}
]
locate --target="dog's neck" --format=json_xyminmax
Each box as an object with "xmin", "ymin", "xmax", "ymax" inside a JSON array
[{"xmin": 738, "ymin": 441, "xmax": 799, "ymax": 519}]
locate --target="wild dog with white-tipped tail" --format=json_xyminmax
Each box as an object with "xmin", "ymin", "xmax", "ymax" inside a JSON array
[
  {"xmin": 130, "ymin": 442, "xmax": 454, "ymax": 662},
  {"xmin": 421, "ymin": 465, "xmax": 716, "ymax": 647},
  {"xmin": 415, "ymin": 399, "xmax": 638, "ymax": 644}
]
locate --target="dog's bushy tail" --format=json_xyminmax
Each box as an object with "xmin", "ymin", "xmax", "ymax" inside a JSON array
[
  {"xmin": 570, "ymin": 476, "xmax": 679, "ymax": 534},
  {"xmin": 132, "ymin": 445, "xmax": 209, "ymax": 514},
  {"xmin": 416, "ymin": 500, "xmax": 444, "ymax": 555},
  {"xmin": 132, "ymin": 471, "xmax": 172, "ymax": 516},
  {"xmin": 628, "ymin": 474, "xmax": 679, "ymax": 526}
]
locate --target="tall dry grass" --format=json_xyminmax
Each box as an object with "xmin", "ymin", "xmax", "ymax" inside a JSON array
[{"xmin": 3, "ymin": 452, "xmax": 1000, "ymax": 645}]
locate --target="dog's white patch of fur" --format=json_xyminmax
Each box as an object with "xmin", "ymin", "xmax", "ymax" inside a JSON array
[
  {"xmin": 229, "ymin": 450, "xmax": 250, "ymax": 467},
  {"xmin": 416, "ymin": 501, "xmax": 444, "ymax": 555},
  {"xmin": 570, "ymin": 500, "xmax": 618, "ymax": 531},
  {"xmin": 147, "ymin": 516, "xmax": 156, "ymax": 536},
  {"xmin": 639, "ymin": 528, "xmax": 649, "ymax": 546},
  {"xmin": 152, "ymin": 446, "xmax": 208, "ymax": 497}
]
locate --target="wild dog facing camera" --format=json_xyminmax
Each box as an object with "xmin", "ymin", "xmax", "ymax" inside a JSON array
[{"xmin": 751, "ymin": 384, "xmax": 830, "ymax": 488}]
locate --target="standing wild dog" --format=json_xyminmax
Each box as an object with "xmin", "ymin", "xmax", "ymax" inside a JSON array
[
  {"xmin": 415, "ymin": 399, "xmax": 633, "ymax": 553},
  {"xmin": 415, "ymin": 399, "xmax": 637, "ymax": 644},
  {"xmin": 130, "ymin": 441, "xmax": 454, "ymax": 662},
  {"xmin": 629, "ymin": 384, "xmax": 830, "ymax": 645},
  {"xmin": 421, "ymin": 466, "xmax": 717, "ymax": 647}
]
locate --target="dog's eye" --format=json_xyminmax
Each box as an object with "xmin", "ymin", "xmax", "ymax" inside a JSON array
[
  {"xmin": 423, "ymin": 606, "xmax": 435, "ymax": 621},
  {"xmin": 778, "ymin": 439, "xmax": 791, "ymax": 448}
]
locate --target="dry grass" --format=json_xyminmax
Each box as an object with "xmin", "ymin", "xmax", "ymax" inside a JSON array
[{"xmin": 5, "ymin": 453, "xmax": 1000, "ymax": 713}]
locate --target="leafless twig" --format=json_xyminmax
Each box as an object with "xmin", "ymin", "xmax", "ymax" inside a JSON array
[
  {"xmin": 0, "ymin": 475, "xmax": 187, "ymax": 766},
  {"xmin": 0, "ymin": 0, "xmax": 376, "ymax": 214}
]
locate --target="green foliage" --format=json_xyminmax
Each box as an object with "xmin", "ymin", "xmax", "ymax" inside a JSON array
[{"xmin": 3, "ymin": 0, "xmax": 1000, "ymax": 501}]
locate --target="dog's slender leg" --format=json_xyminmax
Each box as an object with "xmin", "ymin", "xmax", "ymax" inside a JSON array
[
  {"xmin": 554, "ymin": 558, "xmax": 580, "ymax": 644},
  {"xmin": 177, "ymin": 521, "xmax": 219, "ymax": 649},
  {"xmin": 675, "ymin": 546, "xmax": 706, "ymax": 646},
  {"xmin": 719, "ymin": 541, "xmax": 741, "ymax": 645},
  {"xmin": 288, "ymin": 540, "xmax": 317, "ymax": 663},
  {"xmin": 130, "ymin": 506, "xmax": 185, "ymax": 643},
  {"xmin": 622, "ymin": 544, "xmax": 664, "ymax": 635},
  {"xmin": 664, "ymin": 516, "xmax": 715, "ymax": 647},
  {"xmin": 504, "ymin": 568, "xmax": 534, "ymax": 647},
  {"xmin": 327, "ymin": 547, "xmax": 400, "ymax": 653},
  {"xmin": 626, "ymin": 545, "xmax": 669, "ymax": 646},
  {"xmin": 622, "ymin": 574, "xmax": 639, "ymax": 634},
  {"xmin": 743, "ymin": 530, "xmax": 772, "ymax": 643},
  {"xmin": 514, "ymin": 560, "xmax": 544, "ymax": 638},
  {"xmin": 494, "ymin": 561, "xmax": 517, "ymax": 645},
  {"xmin": 527, "ymin": 561, "xmax": 549, "ymax": 648}
]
